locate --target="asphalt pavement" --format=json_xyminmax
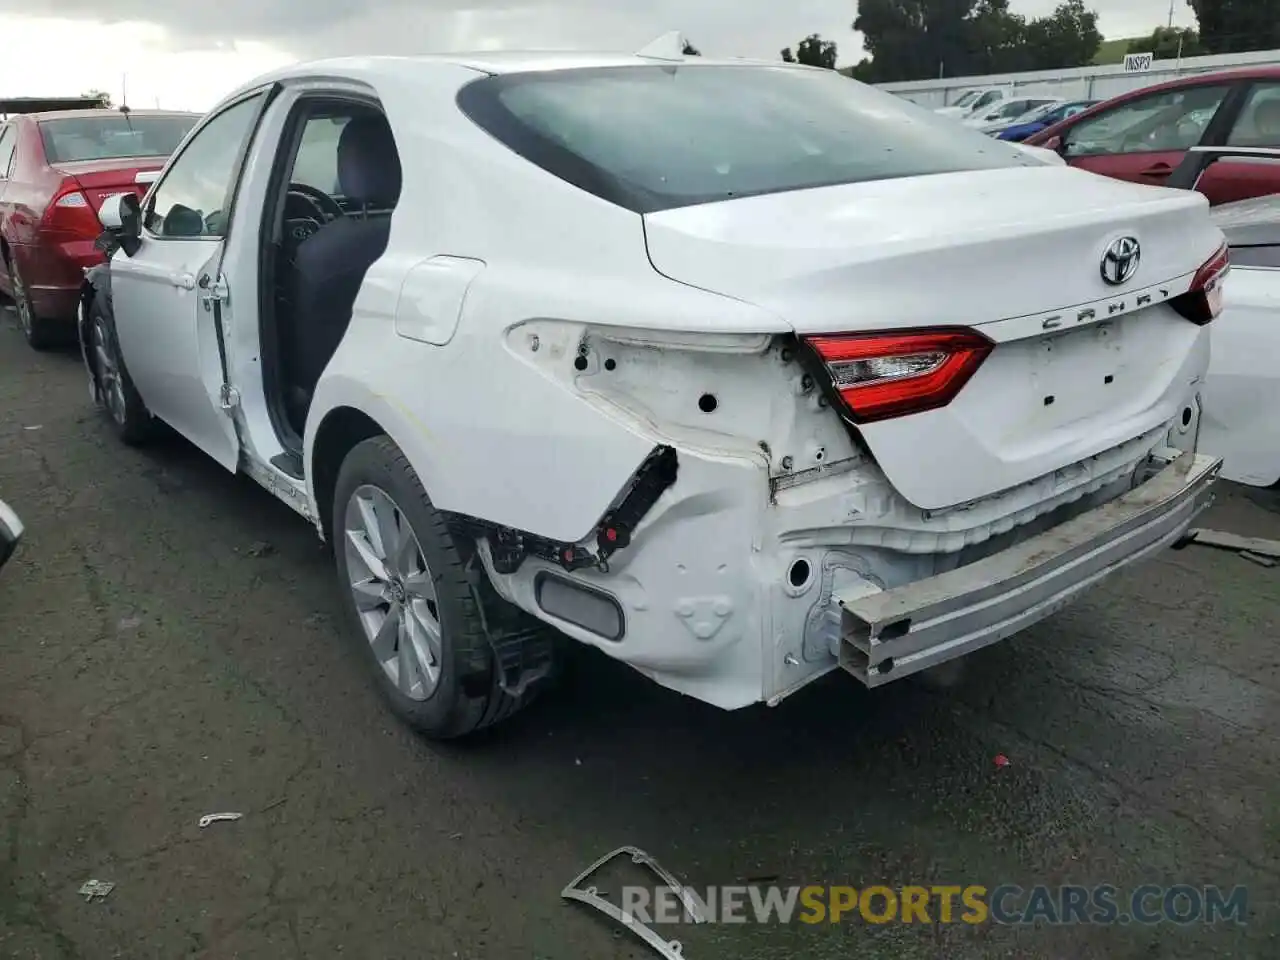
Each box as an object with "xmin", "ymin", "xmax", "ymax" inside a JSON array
[{"xmin": 1, "ymin": 306, "xmax": 1278, "ymax": 959}]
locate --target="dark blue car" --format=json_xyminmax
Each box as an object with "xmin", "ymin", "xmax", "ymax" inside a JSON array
[{"xmin": 998, "ymin": 100, "xmax": 1099, "ymax": 142}]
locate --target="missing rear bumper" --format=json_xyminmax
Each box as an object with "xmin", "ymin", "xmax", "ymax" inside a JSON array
[{"xmin": 835, "ymin": 452, "xmax": 1221, "ymax": 686}]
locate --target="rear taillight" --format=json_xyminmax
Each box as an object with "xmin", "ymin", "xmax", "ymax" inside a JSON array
[
  {"xmin": 803, "ymin": 328, "xmax": 994, "ymax": 423},
  {"xmin": 1171, "ymin": 243, "xmax": 1229, "ymax": 326},
  {"xmin": 43, "ymin": 179, "xmax": 103, "ymax": 240}
]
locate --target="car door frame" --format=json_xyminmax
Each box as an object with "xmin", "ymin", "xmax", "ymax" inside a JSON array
[
  {"xmin": 1056, "ymin": 79, "xmax": 1247, "ymax": 186},
  {"xmin": 1189, "ymin": 79, "xmax": 1280, "ymax": 204},
  {"xmin": 109, "ymin": 84, "xmax": 281, "ymax": 471}
]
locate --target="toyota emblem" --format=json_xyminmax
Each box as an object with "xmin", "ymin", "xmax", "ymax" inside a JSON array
[{"xmin": 1100, "ymin": 236, "xmax": 1141, "ymax": 286}]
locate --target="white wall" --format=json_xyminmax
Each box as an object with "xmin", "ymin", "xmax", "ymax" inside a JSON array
[{"xmin": 876, "ymin": 48, "xmax": 1280, "ymax": 108}]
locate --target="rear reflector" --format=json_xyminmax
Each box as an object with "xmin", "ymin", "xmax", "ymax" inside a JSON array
[
  {"xmin": 1171, "ymin": 243, "xmax": 1229, "ymax": 326},
  {"xmin": 803, "ymin": 328, "xmax": 993, "ymax": 423}
]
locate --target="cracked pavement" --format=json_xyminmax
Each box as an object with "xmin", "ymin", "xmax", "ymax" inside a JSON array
[{"xmin": 1, "ymin": 306, "xmax": 1278, "ymax": 959}]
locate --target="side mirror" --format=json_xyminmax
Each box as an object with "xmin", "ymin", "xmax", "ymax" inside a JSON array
[{"xmin": 99, "ymin": 192, "xmax": 142, "ymax": 257}]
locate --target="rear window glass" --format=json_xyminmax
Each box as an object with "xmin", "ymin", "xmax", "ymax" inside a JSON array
[
  {"xmin": 457, "ymin": 65, "xmax": 1038, "ymax": 213},
  {"xmin": 39, "ymin": 115, "xmax": 197, "ymax": 163}
]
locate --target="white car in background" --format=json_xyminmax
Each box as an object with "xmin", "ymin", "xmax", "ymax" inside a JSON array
[
  {"xmin": 80, "ymin": 46, "xmax": 1223, "ymax": 738},
  {"xmin": 964, "ymin": 95, "xmax": 1062, "ymax": 129},
  {"xmin": 1197, "ymin": 185, "xmax": 1280, "ymax": 488},
  {"xmin": 935, "ymin": 87, "xmax": 1007, "ymax": 118}
]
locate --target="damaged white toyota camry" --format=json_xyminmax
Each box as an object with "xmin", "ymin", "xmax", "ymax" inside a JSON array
[{"xmin": 78, "ymin": 43, "xmax": 1225, "ymax": 738}]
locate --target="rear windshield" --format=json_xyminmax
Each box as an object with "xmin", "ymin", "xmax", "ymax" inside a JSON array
[
  {"xmin": 39, "ymin": 115, "xmax": 197, "ymax": 163},
  {"xmin": 457, "ymin": 65, "xmax": 1037, "ymax": 213}
]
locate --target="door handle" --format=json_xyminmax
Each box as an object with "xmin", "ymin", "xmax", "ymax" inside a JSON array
[
  {"xmin": 1141, "ymin": 163, "xmax": 1173, "ymax": 177},
  {"xmin": 170, "ymin": 272, "xmax": 196, "ymax": 290}
]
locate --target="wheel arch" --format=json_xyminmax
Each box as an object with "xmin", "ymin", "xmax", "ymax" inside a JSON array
[
  {"xmin": 78, "ymin": 265, "xmax": 111, "ymax": 382},
  {"xmin": 309, "ymin": 404, "xmax": 386, "ymax": 543}
]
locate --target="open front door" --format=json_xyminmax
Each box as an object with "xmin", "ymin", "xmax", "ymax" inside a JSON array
[
  {"xmin": 112, "ymin": 241, "xmax": 238, "ymax": 469},
  {"xmin": 106, "ymin": 89, "xmax": 272, "ymax": 472}
]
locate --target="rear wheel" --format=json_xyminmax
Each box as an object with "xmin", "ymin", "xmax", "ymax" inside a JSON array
[
  {"xmin": 89, "ymin": 290, "xmax": 154, "ymax": 445},
  {"xmin": 332, "ymin": 436, "xmax": 534, "ymax": 738},
  {"xmin": 12, "ymin": 259, "xmax": 56, "ymax": 351}
]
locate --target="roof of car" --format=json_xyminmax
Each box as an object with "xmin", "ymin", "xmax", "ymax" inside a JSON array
[
  {"xmin": 285, "ymin": 50, "xmax": 787, "ymax": 76},
  {"xmin": 205, "ymin": 50, "xmax": 824, "ymax": 116},
  {"xmin": 24, "ymin": 108, "xmax": 201, "ymax": 122}
]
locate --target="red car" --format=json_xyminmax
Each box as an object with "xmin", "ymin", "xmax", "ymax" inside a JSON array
[
  {"xmin": 1026, "ymin": 67, "xmax": 1280, "ymax": 207},
  {"xmin": 0, "ymin": 108, "xmax": 199, "ymax": 349}
]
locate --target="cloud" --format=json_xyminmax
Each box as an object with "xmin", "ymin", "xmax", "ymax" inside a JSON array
[{"xmin": 0, "ymin": 0, "xmax": 1201, "ymax": 64}]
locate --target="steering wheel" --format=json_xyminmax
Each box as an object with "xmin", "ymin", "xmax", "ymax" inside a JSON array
[{"xmin": 287, "ymin": 182, "xmax": 344, "ymax": 222}]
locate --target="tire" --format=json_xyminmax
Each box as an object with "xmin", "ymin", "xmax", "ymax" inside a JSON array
[
  {"xmin": 11, "ymin": 258, "xmax": 57, "ymax": 351},
  {"xmin": 88, "ymin": 289, "xmax": 154, "ymax": 445},
  {"xmin": 332, "ymin": 436, "xmax": 533, "ymax": 738}
]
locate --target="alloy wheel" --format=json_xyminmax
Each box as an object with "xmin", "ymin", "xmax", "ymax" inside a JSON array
[
  {"xmin": 93, "ymin": 317, "xmax": 127, "ymax": 426},
  {"xmin": 343, "ymin": 484, "xmax": 444, "ymax": 701},
  {"xmin": 12, "ymin": 263, "xmax": 32, "ymax": 338}
]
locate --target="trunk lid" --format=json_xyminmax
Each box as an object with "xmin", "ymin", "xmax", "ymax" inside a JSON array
[
  {"xmin": 53, "ymin": 157, "xmax": 166, "ymax": 212},
  {"xmin": 643, "ymin": 166, "xmax": 1224, "ymax": 510}
]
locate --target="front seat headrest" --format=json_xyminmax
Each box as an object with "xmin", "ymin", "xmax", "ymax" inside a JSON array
[{"xmin": 337, "ymin": 115, "xmax": 402, "ymax": 208}]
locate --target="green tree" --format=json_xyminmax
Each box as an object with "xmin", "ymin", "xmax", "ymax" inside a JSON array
[
  {"xmin": 1188, "ymin": 0, "xmax": 1280, "ymax": 54},
  {"xmin": 1022, "ymin": 0, "xmax": 1102, "ymax": 69},
  {"xmin": 781, "ymin": 47, "xmax": 796, "ymax": 62},
  {"xmin": 852, "ymin": 0, "xmax": 1101, "ymax": 82},
  {"xmin": 793, "ymin": 33, "xmax": 839, "ymax": 69},
  {"xmin": 1127, "ymin": 26, "xmax": 1203, "ymax": 59},
  {"xmin": 966, "ymin": 0, "xmax": 1033, "ymax": 74},
  {"xmin": 682, "ymin": 39, "xmax": 701, "ymax": 55},
  {"xmin": 81, "ymin": 88, "xmax": 112, "ymax": 108}
]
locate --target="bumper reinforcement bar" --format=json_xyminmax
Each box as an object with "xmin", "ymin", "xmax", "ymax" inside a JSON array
[{"xmin": 835, "ymin": 452, "xmax": 1222, "ymax": 687}]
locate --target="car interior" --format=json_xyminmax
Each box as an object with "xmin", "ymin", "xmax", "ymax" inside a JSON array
[
  {"xmin": 258, "ymin": 99, "xmax": 403, "ymax": 463},
  {"xmin": 1065, "ymin": 88, "xmax": 1226, "ymax": 155}
]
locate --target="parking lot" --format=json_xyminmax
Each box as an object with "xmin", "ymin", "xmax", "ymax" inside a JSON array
[{"xmin": 0, "ymin": 305, "xmax": 1277, "ymax": 959}]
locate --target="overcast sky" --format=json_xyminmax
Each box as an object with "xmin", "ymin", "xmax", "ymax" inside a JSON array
[{"xmin": 0, "ymin": 0, "xmax": 1198, "ymax": 111}]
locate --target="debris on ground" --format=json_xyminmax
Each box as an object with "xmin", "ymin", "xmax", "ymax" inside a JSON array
[
  {"xmin": 994, "ymin": 754, "xmax": 1011, "ymax": 768},
  {"xmin": 562, "ymin": 846, "xmax": 705, "ymax": 959},
  {"xmin": 1184, "ymin": 528, "xmax": 1280, "ymax": 561},
  {"xmin": 116, "ymin": 616, "xmax": 143, "ymax": 631},
  {"xmin": 1239, "ymin": 551, "xmax": 1277, "ymax": 568},
  {"xmin": 78, "ymin": 879, "xmax": 115, "ymax": 902},
  {"xmin": 245, "ymin": 541, "xmax": 275, "ymax": 558},
  {"xmin": 198, "ymin": 811, "xmax": 244, "ymax": 828}
]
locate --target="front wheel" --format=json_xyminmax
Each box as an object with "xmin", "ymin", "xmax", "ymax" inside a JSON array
[
  {"xmin": 88, "ymin": 290, "xmax": 154, "ymax": 445},
  {"xmin": 332, "ymin": 436, "xmax": 534, "ymax": 738}
]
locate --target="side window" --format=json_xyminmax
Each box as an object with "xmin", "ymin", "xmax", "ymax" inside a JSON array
[
  {"xmin": 0, "ymin": 125, "xmax": 16, "ymax": 179},
  {"xmin": 1226, "ymin": 83, "xmax": 1280, "ymax": 147},
  {"xmin": 1064, "ymin": 85, "xmax": 1231, "ymax": 157},
  {"xmin": 971, "ymin": 91, "xmax": 1002, "ymax": 111},
  {"xmin": 145, "ymin": 92, "xmax": 265, "ymax": 239}
]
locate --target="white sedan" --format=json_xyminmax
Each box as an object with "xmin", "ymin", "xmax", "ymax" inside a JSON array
[
  {"xmin": 1199, "ymin": 193, "xmax": 1280, "ymax": 488},
  {"xmin": 78, "ymin": 44, "xmax": 1224, "ymax": 737}
]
